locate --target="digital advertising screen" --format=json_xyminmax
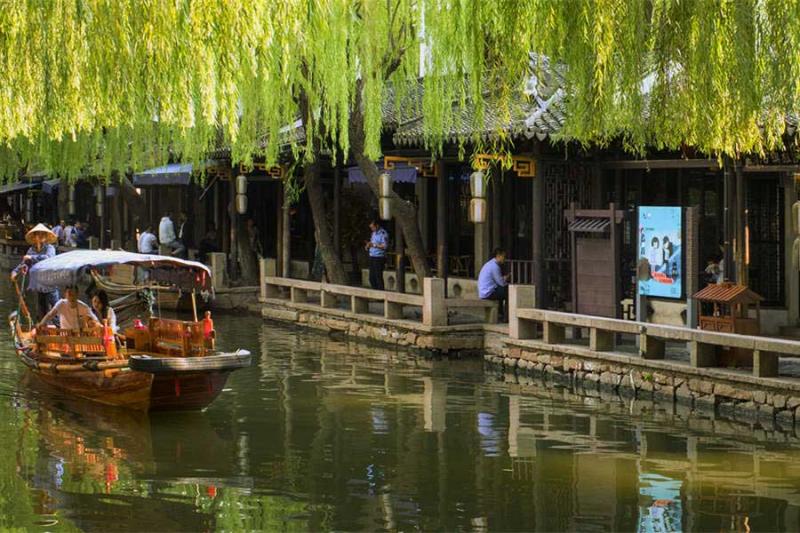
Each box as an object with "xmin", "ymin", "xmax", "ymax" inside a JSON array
[{"xmin": 637, "ymin": 206, "xmax": 682, "ymax": 299}]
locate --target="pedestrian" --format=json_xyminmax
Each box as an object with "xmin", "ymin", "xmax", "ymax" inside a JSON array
[
  {"xmin": 198, "ymin": 227, "xmax": 219, "ymax": 263},
  {"xmin": 159, "ymin": 211, "xmax": 185, "ymax": 257},
  {"xmin": 365, "ymin": 219, "xmax": 388, "ymax": 290},
  {"xmin": 177, "ymin": 211, "xmax": 192, "ymax": 258},
  {"xmin": 52, "ymin": 219, "xmax": 65, "ymax": 244},
  {"xmin": 10, "ymin": 223, "xmax": 59, "ymax": 321},
  {"xmin": 63, "ymin": 219, "xmax": 76, "ymax": 247},
  {"xmin": 137, "ymin": 225, "xmax": 158, "ymax": 254},
  {"xmin": 477, "ymin": 248, "xmax": 510, "ymax": 320},
  {"xmin": 74, "ymin": 221, "xmax": 89, "ymax": 248},
  {"xmin": 246, "ymin": 218, "xmax": 263, "ymax": 258}
]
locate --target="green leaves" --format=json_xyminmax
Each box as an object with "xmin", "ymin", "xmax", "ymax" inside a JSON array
[{"xmin": 1, "ymin": 0, "xmax": 800, "ymax": 183}]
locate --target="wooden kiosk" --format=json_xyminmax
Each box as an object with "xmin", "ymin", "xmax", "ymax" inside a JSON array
[{"xmin": 693, "ymin": 282, "xmax": 763, "ymax": 366}]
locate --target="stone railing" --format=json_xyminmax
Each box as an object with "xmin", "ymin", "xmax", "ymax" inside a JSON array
[
  {"xmin": 263, "ymin": 275, "xmax": 499, "ymax": 327},
  {"xmin": 508, "ymin": 286, "xmax": 800, "ymax": 378}
]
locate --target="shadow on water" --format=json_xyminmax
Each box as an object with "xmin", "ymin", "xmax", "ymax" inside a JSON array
[{"xmin": 1, "ymin": 284, "xmax": 800, "ymax": 531}]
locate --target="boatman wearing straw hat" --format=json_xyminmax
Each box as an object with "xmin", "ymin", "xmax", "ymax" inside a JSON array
[{"xmin": 10, "ymin": 223, "xmax": 59, "ymax": 320}]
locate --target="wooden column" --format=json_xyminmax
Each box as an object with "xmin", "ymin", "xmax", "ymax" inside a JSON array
[
  {"xmin": 735, "ymin": 160, "xmax": 747, "ymax": 284},
  {"xmin": 395, "ymin": 221, "xmax": 405, "ymax": 293},
  {"xmin": 99, "ymin": 185, "xmax": 106, "ymax": 249},
  {"xmin": 491, "ymin": 174, "xmax": 501, "ymax": 252},
  {"xmin": 333, "ymin": 166, "xmax": 341, "ymax": 255},
  {"xmin": 228, "ymin": 178, "xmax": 238, "ymax": 280},
  {"xmin": 281, "ymin": 182, "xmax": 291, "ymax": 278},
  {"xmin": 723, "ymin": 157, "xmax": 735, "ymax": 282},
  {"xmin": 436, "ymin": 161, "xmax": 448, "ymax": 280},
  {"xmin": 111, "ymin": 190, "xmax": 122, "ymax": 248},
  {"xmin": 532, "ymin": 164, "xmax": 544, "ymax": 308},
  {"xmin": 610, "ymin": 202, "xmax": 620, "ymax": 318}
]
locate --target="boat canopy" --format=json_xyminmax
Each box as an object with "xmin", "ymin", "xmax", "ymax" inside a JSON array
[{"xmin": 26, "ymin": 250, "xmax": 212, "ymax": 292}]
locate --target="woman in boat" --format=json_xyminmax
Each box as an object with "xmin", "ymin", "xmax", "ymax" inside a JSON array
[
  {"xmin": 10, "ymin": 223, "xmax": 59, "ymax": 320},
  {"xmin": 36, "ymin": 286, "xmax": 100, "ymax": 333},
  {"xmin": 91, "ymin": 290, "xmax": 118, "ymax": 334}
]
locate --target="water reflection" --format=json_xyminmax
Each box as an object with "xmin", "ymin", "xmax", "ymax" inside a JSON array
[{"xmin": 2, "ymin": 309, "xmax": 800, "ymax": 530}]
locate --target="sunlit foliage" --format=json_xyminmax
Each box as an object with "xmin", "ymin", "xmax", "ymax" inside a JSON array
[{"xmin": 0, "ymin": 0, "xmax": 798, "ymax": 182}]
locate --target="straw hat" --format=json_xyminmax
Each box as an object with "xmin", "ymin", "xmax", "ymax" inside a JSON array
[{"xmin": 25, "ymin": 223, "xmax": 57, "ymax": 245}]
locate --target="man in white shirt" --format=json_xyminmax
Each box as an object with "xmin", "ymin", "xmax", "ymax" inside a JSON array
[
  {"xmin": 63, "ymin": 220, "xmax": 76, "ymax": 247},
  {"xmin": 137, "ymin": 225, "xmax": 158, "ymax": 254},
  {"xmin": 37, "ymin": 286, "xmax": 100, "ymax": 332},
  {"xmin": 159, "ymin": 212, "xmax": 185, "ymax": 256}
]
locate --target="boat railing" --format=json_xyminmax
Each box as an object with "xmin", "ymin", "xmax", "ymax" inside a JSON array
[
  {"xmin": 147, "ymin": 318, "xmax": 209, "ymax": 357},
  {"xmin": 36, "ymin": 326, "xmax": 107, "ymax": 357}
]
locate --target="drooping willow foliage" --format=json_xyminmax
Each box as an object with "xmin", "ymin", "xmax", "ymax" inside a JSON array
[{"xmin": 0, "ymin": 0, "xmax": 799, "ymax": 183}]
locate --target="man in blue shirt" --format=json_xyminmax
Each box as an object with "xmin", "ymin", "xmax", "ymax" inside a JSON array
[
  {"xmin": 365, "ymin": 219, "xmax": 389, "ymax": 290},
  {"xmin": 478, "ymin": 248, "xmax": 510, "ymax": 318}
]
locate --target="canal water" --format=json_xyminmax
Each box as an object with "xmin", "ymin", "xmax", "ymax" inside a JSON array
[{"xmin": 1, "ymin": 294, "xmax": 800, "ymax": 531}]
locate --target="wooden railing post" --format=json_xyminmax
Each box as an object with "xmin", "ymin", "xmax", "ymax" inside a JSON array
[
  {"xmin": 320, "ymin": 288, "xmax": 338, "ymax": 308},
  {"xmin": 590, "ymin": 327, "xmax": 614, "ymax": 351},
  {"xmin": 509, "ymin": 285, "xmax": 536, "ymax": 339},
  {"xmin": 385, "ymin": 298, "xmax": 403, "ymax": 319},
  {"xmin": 543, "ymin": 321, "xmax": 565, "ymax": 344},
  {"xmin": 351, "ymin": 296, "xmax": 369, "ymax": 314},
  {"xmin": 690, "ymin": 341, "xmax": 717, "ymax": 368},
  {"xmin": 423, "ymin": 278, "xmax": 447, "ymax": 327},
  {"xmin": 290, "ymin": 287, "xmax": 307, "ymax": 303},
  {"xmin": 208, "ymin": 252, "xmax": 227, "ymax": 290},
  {"xmin": 639, "ymin": 331, "xmax": 665, "ymax": 359},
  {"xmin": 259, "ymin": 258, "xmax": 269, "ymax": 302}
]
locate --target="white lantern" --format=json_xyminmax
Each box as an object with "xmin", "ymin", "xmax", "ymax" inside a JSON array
[
  {"xmin": 379, "ymin": 172, "xmax": 392, "ymax": 197},
  {"xmin": 470, "ymin": 170, "xmax": 486, "ymax": 199},
  {"xmin": 236, "ymin": 193, "xmax": 248, "ymax": 214},
  {"xmin": 469, "ymin": 198, "xmax": 487, "ymax": 223},
  {"xmin": 236, "ymin": 174, "xmax": 248, "ymax": 195},
  {"xmin": 379, "ymin": 197, "xmax": 392, "ymax": 221}
]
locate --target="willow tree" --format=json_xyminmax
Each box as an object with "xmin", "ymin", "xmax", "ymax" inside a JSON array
[{"xmin": 3, "ymin": 0, "xmax": 800, "ymax": 273}]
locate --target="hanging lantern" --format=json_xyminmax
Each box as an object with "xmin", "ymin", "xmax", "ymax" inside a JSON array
[
  {"xmin": 236, "ymin": 174, "xmax": 248, "ymax": 195},
  {"xmin": 68, "ymin": 185, "xmax": 76, "ymax": 215},
  {"xmin": 470, "ymin": 170, "xmax": 486, "ymax": 199},
  {"xmin": 379, "ymin": 197, "xmax": 392, "ymax": 221},
  {"xmin": 236, "ymin": 194, "xmax": 248, "ymax": 214},
  {"xmin": 379, "ymin": 172, "xmax": 392, "ymax": 197},
  {"xmin": 469, "ymin": 198, "xmax": 487, "ymax": 223}
]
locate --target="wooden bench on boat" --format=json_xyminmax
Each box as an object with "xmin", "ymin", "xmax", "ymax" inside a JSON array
[
  {"xmin": 124, "ymin": 318, "xmax": 213, "ymax": 357},
  {"xmin": 36, "ymin": 327, "xmax": 107, "ymax": 358}
]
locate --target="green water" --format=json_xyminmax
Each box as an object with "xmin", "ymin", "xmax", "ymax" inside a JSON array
[{"xmin": 1, "ymin": 293, "xmax": 800, "ymax": 531}]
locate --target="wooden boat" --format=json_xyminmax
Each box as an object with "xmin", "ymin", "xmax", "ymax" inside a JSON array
[{"xmin": 10, "ymin": 250, "xmax": 251, "ymax": 411}]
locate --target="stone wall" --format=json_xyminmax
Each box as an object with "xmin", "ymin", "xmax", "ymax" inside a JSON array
[{"xmin": 488, "ymin": 343, "xmax": 800, "ymax": 433}]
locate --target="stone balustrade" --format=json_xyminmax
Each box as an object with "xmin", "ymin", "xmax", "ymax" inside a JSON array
[{"xmin": 509, "ymin": 287, "xmax": 800, "ymax": 378}]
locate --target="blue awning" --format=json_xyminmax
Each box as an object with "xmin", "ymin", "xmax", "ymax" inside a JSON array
[
  {"xmin": 133, "ymin": 163, "xmax": 194, "ymax": 186},
  {"xmin": 42, "ymin": 179, "xmax": 60, "ymax": 194},
  {"xmin": 0, "ymin": 180, "xmax": 37, "ymax": 195},
  {"xmin": 348, "ymin": 163, "xmax": 417, "ymax": 184}
]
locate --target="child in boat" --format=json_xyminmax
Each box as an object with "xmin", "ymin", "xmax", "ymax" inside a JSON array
[
  {"xmin": 36, "ymin": 286, "xmax": 100, "ymax": 332},
  {"xmin": 10, "ymin": 223, "xmax": 59, "ymax": 321},
  {"xmin": 91, "ymin": 290, "xmax": 118, "ymax": 334}
]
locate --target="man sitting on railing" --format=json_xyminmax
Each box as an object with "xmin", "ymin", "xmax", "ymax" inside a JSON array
[{"xmin": 478, "ymin": 248, "xmax": 510, "ymax": 320}]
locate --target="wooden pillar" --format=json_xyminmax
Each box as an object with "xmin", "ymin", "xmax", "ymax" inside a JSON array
[
  {"xmin": 416, "ymin": 175, "xmax": 430, "ymax": 251},
  {"xmin": 735, "ymin": 160, "xmax": 747, "ymax": 284},
  {"xmin": 333, "ymin": 166, "xmax": 341, "ymax": 255},
  {"xmin": 281, "ymin": 182, "xmax": 291, "ymax": 278},
  {"xmin": 491, "ymin": 174, "xmax": 501, "ymax": 252},
  {"xmin": 111, "ymin": 191, "xmax": 122, "ymax": 247},
  {"xmin": 99, "ymin": 185, "xmax": 106, "ymax": 249},
  {"xmin": 610, "ymin": 202, "xmax": 620, "ymax": 318},
  {"xmin": 229, "ymin": 178, "xmax": 238, "ymax": 280},
  {"xmin": 723, "ymin": 157, "xmax": 735, "ymax": 282},
  {"xmin": 276, "ymin": 184, "xmax": 284, "ymax": 276},
  {"xmin": 436, "ymin": 161, "xmax": 448, "ymax": 279},
  {"xmin": 532, "ymin": 163, "xmax": 544, "ymax": 308},
  {"xmin": 395, "ymin": 222, "xmax": 405, "ymax": 293}
]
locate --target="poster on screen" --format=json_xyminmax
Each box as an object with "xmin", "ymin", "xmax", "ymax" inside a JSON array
[{"xmin": 637, "ymin": 206, "xmax": 682, "ymax": 299}]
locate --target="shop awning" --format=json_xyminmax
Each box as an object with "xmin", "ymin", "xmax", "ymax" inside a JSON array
[
  {"xmin": 347, "ymin": 163, "xmax": 417, "ymax": 184},
  {"xmin": 42, "ymin": 179, "xmax": 60, "ymax": 194},
  {"xmin": 133, "ymin": 163, "xmax": 195, "ymax": 186},
  {"xmin": 567, "ymin": 217, "xmax": 610, "ymax": 233},
  {"xmin": 0, "ymin": 180, "xmax": 38, "ymax": 195}
]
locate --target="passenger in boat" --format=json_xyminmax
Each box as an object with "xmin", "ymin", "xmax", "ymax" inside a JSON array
[
  {"xmin": 36, "ymin": 286, "xmax": 100, "ymax": 332},
  {"xmin": 91, "ymin": 290, "xmax": 118, "ymax": 334},
  {"xmin": 10, "ymin": 223, "xmax": 59, "ymax": 321}
]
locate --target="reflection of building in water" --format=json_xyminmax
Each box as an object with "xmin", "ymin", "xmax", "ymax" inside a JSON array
[{"xmin": 637, "ymin": 472, "xmax": 682, "ymax": 532}]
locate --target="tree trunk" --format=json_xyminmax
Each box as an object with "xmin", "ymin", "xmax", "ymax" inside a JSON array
[
  {"xmin": 349, "ymin": 83, "xmax": 431, "ymax": 278},
  {"xmin": 298, "ymin": 91, "xmax": 349, "ymax": 285},
  {"xmin": 227, "ymin": 199, "xmax": 258, "ymax": 284},
  {"xmin": 304, "ymin": 161, "xmax": 349, "ymax": 284}
]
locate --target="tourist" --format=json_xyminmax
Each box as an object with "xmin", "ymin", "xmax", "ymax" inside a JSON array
[
  {"xmin": 177, "ymin": 211, "xmax": 192, "ymax": 257},
  {"xmin": 10, "ymin": 223, "xmax": 59, "ymax": 321},
  {"xmin": 74, "ymin": 221, "xmax": 89, "ymax": 248},
  {"xmin": 138, "ymin": 225, "xmax": 158, "ymax": 254},
  {"xmin": 63, "ymin": 219, "xmax": 77, "ymax": 247},
  {"xmin": 478, "ymin": 248, "xmax": 510, "ymax": 319},
  {"xmin": 159, "ymin": 211, "xmax": 185, "ymax": 256},
  {"xmin": 198, "ymin": 227, "xmax": 220, "ymax": 263},
  {"xmin": 52, "ymin": 219, "xmax": 65, "ymax": 244},
  {"xmin": 365, "ymin": 219, "xmax": 388, "ymax": 290},
  {"xmin": 247, "ymin": 218, "xmax": 263, "ymax": 258},
  {"xmin": 36, "ymin": 286, "xmax": 100, "ymax": 332},
  {"xmin": 91, "ymin": 289, "xmax": 118, "ymax": 334}
]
